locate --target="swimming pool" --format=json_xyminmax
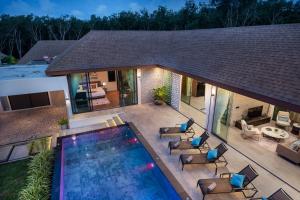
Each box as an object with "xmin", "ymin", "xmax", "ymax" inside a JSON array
[{"xmin": 52, "ymin": 123, "xmax": 188, "ymax": 200}]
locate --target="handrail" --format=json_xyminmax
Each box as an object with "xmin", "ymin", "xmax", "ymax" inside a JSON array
[{"xmin": 0, "ymin": 135, "xmax": 52, "ymax": 148}]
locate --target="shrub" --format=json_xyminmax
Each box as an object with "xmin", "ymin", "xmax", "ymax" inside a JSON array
[
  {"xmin": 27, "ymin": 137, "xmax": 52, "ymax": 155},
  {"xmin": 1, "ymin": 55, "xmax": 17, "ymax": 65},
  {"xmin": 58, "ymin": 118, "xmax": 68, "ymax": 126},
  {"xmin": 153, "ymin": 86, "xmax": 168, "ymax": 102},
  {"xmin": 19, "ymin": 150, "xmax": 53, "ymax": 200}
]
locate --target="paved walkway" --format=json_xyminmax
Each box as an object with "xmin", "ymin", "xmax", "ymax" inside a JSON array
[{"xmin": 0, "ymin": 106, "xmax": 67, "ymax": 145}]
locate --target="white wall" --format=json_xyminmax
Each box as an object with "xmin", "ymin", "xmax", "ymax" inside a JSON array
[
  {"xmin": 0, "ymin": 76, "xmax": 69, "ymax": 97},
  {"xmin": 230, "ymin": 93, "xmax": 270, "ymax": 126},
  {"xmin": 140, "ymin": 67, "xmax": 164, "ymax": 103},
  {"xmin": 0, "ymin": 76, "xmax": 73, "ymax": 118},
  {"xmin": 171, "ymin": 72, "xmax": 182, "ymax": 111}
]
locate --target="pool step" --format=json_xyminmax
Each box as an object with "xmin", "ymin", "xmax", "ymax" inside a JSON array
[
  {"xmin": 113, "ymin": 115, "xmax": 125, "ymax": 126},
  {"xmin": 107, "ymin": 119, "xmax": 117, "ymax": 127}
]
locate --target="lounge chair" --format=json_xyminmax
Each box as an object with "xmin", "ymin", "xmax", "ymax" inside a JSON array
[
  {"xmin": 251, "ymin": 188, "xmax": 294, "ymax": 200},
  {"xmin": 179, "ymin": 143, "xmax": 228, "ymax": 174},
  {"xmin": 168, "ymin": 131, "xmax": 210, "ymax": 155},
  {"xmin": 197, "ymin": 165, "xmax": 259, "ymax": 200},
  {"xmin": 159, "ymin": 118, "xmax": 195, "ymax": 139}
]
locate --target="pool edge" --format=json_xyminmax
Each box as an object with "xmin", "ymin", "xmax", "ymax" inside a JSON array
[{"xmin": 51, "ymin": 123, "xmax": 192, "ymax": 200}]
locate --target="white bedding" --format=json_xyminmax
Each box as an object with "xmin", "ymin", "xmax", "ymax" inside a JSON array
[
  {"xmin": 77, "ymin": 86, "xmax": 106, "ymax": 98},
  {"xmin": 91, "ymin": 87, "xmax": 106, "ymax": 98}
]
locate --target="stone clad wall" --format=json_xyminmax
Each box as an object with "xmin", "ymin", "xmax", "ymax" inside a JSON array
[{"xmin": 171, "ymin": 72, "xmax": 182, "ymax": 111}]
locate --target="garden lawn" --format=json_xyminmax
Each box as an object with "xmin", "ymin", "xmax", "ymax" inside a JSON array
[{"xmin": 0, "ymin": 159, "xmax": 31, "ymax": 200}]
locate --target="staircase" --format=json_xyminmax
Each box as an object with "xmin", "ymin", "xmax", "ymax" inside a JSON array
[{"xmin": 105, "ymin": 115, "xmax": 125, "ymax": 128}]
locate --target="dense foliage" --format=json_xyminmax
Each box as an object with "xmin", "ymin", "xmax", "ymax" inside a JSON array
[
  {"xmin": 153, "ymin": 86, "xmax": 168, "ymax": 103},
  {"xmin": 19, "ymin": 150, "xmax": 53, "ymax": 200},
  {"xmin": 0, "ymin": 0, "xmax": 299, "ymax": 59}
]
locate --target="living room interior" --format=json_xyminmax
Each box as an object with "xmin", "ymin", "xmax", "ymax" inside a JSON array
[{"xmin": 225, "ymin": 92, "xmax": 300, "ymax": 166}]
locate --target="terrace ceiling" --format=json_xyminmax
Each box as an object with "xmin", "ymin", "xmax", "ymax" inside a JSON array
[{"xmin": 46, "ymin": 24, "xmax": 300, "ymax": 112}]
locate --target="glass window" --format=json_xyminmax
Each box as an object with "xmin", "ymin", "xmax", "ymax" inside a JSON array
[
  {"xmin": 68, "ymin": 73, "xmax": 92, "ymax": 113},
  {"xmin": 212, "ymin": 88, "xmax": 233, "ymax": 141},
  {"xmin": 117, "ymin": 69, "xmax": 137, "ymax": 107}
]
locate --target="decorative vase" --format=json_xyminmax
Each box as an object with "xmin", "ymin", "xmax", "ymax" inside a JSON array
[
  {"xmin": 60, "ymin": 124, "xmax": 68, "ymax": 130},
  {"xmin": 154, "ymin": 100, "xmax": 164, "ymax": 105}
]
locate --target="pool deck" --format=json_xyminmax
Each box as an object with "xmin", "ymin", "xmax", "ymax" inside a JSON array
[{"xmin": 63, "ymin": 104, "xmax": 300, "ymax": 199}]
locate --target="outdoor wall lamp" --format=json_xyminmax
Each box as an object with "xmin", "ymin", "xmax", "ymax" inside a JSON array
[{"xmin": 211, "ymin": 86, "xmax": 216, "ymax": 96}]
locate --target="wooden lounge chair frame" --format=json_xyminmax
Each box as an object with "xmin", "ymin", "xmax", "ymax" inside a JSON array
[
  {"xmin": 197, "ymin": 165, "xmax": 259, "ymax": 200},
  {"xmin": 168, "ymin": 131, "xmax": 210, "ymax": 155},
  {"xmin": 251, "ymin": 188, "xmax": 294, "ymax": 200},
  {"xmin": 179, "ymin": 143, "xmax": 228, "ymax": 174},
  {"xmin": 159, "ymin": 118, "xmax": 195, "ymax": 139}
]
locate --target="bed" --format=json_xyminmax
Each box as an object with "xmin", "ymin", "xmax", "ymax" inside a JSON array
[
  {"xmin": 77, "ymin": 83, "xmax": 106, "ymax": 99},
  {"xmin": 91, "ymin": 87, "xmax": 106, "ymax": 98}
]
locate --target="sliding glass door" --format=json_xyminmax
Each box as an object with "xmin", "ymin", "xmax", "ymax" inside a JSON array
[
  {"xmin": 68, "ymin": 73, "xmax": 92, "ymax": 114},
  {"xmin": 117, "ymin": 69, "xmax": 137, "ymax": 107},
  {"xmin": 212, "ymin": 88, "xmax": 233, "ymax": 141},
  {"xmin": 69, "ymin": 69, "xmax": 138, "ymax": 114},
  {"xmin": 181, "ymin": 76, "xmax": 192, "ymax": 104}
]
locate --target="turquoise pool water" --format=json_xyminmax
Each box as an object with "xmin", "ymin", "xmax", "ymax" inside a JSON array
[{"xmin": 59, "ymin": 125, "xmax": 181, "ymax": 200}]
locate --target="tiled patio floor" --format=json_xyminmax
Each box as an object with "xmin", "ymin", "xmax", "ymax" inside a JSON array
[
  {"xmin": 0, "ymin": 106, "xmax": 67, "ymax": 145},
  {"xmin": 116, "ymin": 104, "xmax": 300, "ymax": 199}
]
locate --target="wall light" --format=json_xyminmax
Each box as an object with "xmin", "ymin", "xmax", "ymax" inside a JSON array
[
  {"xmin": 137, "ymin": 69, "xmax": 141, "ymax": 78},
  {"xmin": 211, "ymin": 86, "xmax": 217, "ymax": 96}
]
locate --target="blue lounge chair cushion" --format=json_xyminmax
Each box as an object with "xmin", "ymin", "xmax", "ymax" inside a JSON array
[
  {"xmin": 207, "ymin": 149, "xmax": 218, "ymax": 160},
  {"xmin": 180, "ymin": 123, "xmax": 187, "ymax": 132},
  {"xmin": 261, "ymin": 196, "xmax": 268, "ymax": 200},
  {"xmin": 191, "ymin": 137, "xmax": 202, "ymax": 147},
  {"xmin": 230, "ymin": 173, "xmax": 245, "ymax": 188}
]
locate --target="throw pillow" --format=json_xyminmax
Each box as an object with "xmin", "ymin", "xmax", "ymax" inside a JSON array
[
  {"xmin": 230, "ymin": 173, "xmax": 245, "ymax": 188},
  {"xmin": 278, "ymin": 116, "xmax": 289, "ymax": 122},
  {"xmin": 207, "ymin": 149, "xmax": 218, "ymax": 161},
  {"xmin": 186, "ymin": 155, "xmax": 193, "ymax": 163},
  {"xmin": 191, "ymin": 137, "xmax": 202, "ymax": 147},
  {"xmin": 180, "ymin": 123, "xmax": 188, "ymax": 132}
]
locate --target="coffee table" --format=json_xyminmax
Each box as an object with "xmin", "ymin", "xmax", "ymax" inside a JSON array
[{"xmin": 261, "ymin": 126, "xmax": 289, "ymax": 142}]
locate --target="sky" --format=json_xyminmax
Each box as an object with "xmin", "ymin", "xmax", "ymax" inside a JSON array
[{"xmin": 0, "ymin": 0, "xmax": 208, "ymax": 19}]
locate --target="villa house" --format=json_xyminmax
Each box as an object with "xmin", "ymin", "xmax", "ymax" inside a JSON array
[
  {"xmin": 1, "ymin": 23, "xmax": 300, "ymax": 197},
  {"xmin": 1, "ymin": 23, "xmax": 300, "ymax": 134}
]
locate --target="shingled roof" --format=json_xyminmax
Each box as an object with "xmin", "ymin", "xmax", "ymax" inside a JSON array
[
  {"xmin": 46, "ymin": 24, "xmax": 300, "ymax": 112},
  {"xmin": 18, "ymin": 40, "xmax": 76, "ymax": 64}
]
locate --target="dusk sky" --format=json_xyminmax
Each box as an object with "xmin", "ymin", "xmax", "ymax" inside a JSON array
[{"xmin": 0, "ymin": 0, "xmax": 207, "ymax": 19}]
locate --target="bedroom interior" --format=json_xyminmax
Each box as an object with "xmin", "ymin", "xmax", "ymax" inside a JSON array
[{"xmin": 68, "ymin": 69, "xmax": 137, "ymax": 114}]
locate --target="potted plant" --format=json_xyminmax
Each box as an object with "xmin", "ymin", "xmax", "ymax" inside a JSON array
[
  {"xmin": 58, "ymin": 118, "xmax": 68, "ymax": 130},
  {"xmin": 153, "ymin": 86, "xmax": 167, "ymax": 105}
]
